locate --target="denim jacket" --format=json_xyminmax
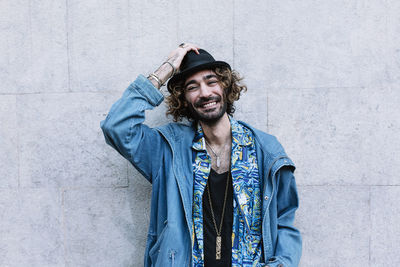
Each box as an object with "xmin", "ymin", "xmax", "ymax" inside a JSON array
[{"xmin": 100, "ymin": 75, "xmax": 302, "ymax": 267}]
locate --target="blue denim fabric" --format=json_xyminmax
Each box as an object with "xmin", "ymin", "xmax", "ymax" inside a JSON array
[{"xmin": 100, "ymin": 75, "xmax": 302, "ymax": 267}]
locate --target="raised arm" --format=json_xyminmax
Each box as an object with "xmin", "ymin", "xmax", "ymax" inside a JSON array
[{"xmin": 100, "ymin": 44, "xmax": 199, "ymax": 182}]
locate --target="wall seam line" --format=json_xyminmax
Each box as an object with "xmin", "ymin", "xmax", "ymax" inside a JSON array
[
  {"xmin": 61, "ymin": 188, "xmax": 67, "ymax": 266},
  {"xmin": 65, "ymin": 0, "xmax": 71, "ymax": 92},
  {"xmin": 368, "ymin": 186, "xmax": 371, "ymax": 267},
  {"xmin": 266, "ymin": 90, "xmax": 269, "ymax": 132},
  {"xmin": 232, "ymin": 0, "xmax": 235, "ymax": 69},
  {"xmin": 176, "ymin": 0, "xmax": 180, "ymax": 42},
  {"xmin": 16, "ymin": 95, "xmax": 20, "ymax": 188}
]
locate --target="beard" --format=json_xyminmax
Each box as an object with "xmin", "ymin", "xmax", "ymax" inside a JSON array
[{"xmin": 187, "ymin": 95, "xmax": 227, "ymax": 124}]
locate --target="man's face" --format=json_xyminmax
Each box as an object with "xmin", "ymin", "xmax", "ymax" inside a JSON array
[{"xmin": 183, "ymin": 69, "xmax": 227, "ymax": 124}]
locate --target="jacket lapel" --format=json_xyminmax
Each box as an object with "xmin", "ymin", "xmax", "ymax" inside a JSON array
[{"xmin": 157, "ymin": 124, "xmax": 195, "ymax": 233}]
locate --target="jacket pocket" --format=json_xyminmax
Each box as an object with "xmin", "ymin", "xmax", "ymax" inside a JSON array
[{"xmin": 149, "ymin": 222, "xmax": 168, "ymax": 265}]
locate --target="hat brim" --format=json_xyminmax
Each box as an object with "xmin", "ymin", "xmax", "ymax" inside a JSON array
[{"xmin": 167, "ymin": 61, "xmax": 231, "ymax": 92}]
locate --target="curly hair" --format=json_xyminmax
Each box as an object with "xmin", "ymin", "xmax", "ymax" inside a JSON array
[{"xmin": 166, "ymin": 67, "xmax": 247, "ymax": 122}]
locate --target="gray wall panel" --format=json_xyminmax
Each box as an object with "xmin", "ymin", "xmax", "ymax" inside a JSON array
[{"xmin": 1, "ymin": 0, "xmax": 399, "ymax": 266}]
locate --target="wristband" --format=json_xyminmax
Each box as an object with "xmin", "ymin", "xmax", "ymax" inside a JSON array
[
  {"xmin": 148, "ymin": 73, "xmax": 163, "ymax": 88},
  {"xmin": 162, "ymin": 61, "xmax": 177, "ymax": 77}
]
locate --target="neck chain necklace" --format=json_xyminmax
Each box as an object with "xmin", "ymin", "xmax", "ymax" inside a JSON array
[
  {"xmin": 206, "ymin": 171, "xmax": 230, "ymax": 260},
  {"xmin": 205, "ymin": 139, "xmax": 224, "ymax": 168}
]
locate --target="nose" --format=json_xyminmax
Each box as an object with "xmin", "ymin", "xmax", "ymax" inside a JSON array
[{"xmin": 198, "ymin": 82, "xmax": 212, "ymax": 98}]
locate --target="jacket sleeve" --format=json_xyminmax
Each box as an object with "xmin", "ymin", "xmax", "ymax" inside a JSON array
[
  {"xmin": 100, "ymin": 75, "xmax": 165, "ymax": 182},
  {"xmin": 267, "ymin": 167, "xmax": 302, "ymax": 267}
]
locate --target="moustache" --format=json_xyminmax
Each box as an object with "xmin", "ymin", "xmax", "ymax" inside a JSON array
[{"xmin": 194, "ymin": 96, "xmax": 222, "ymax": 108}]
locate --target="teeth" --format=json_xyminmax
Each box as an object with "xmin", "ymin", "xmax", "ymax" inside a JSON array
[{"xmin": 202, "ymin": 102, "xmax": 217, "ymax": 108}]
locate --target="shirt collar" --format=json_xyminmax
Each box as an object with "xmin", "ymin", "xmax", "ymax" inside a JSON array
[
  {"xmin": 230, "ymin": 117, "xmax": 253, "ymax": 147},
  {"xmin": 191, "ymin": 122, "xmax": 206, "ymax": 151}
]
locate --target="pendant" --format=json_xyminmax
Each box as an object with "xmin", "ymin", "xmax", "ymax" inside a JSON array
[
  {"xmin": 216, "ymin": 235, "xmax": 222, "ymax": 260},
  {"xmin": 216, "ymin": 156, "xmax": 220, "ymax": 168}
]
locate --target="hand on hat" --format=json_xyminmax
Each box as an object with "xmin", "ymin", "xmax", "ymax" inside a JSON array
[
  {"xmin": 147, "ymin": 43, "xmax": 199, "ymax": 89},
  {"xmin": 167, "ymin": 43, "xmax": 200, "ymax": 72}
]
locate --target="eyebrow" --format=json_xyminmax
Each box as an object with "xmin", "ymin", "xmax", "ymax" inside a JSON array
[{"xmin": 184, "ymin": 74, "xmax": 218, "ymax": 88}]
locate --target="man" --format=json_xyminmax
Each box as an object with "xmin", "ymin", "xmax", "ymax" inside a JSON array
[{"xmin": 101, "ymin": 43, "xmax": 302, "ymax": 267}]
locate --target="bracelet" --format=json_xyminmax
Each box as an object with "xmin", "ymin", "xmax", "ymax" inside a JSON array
[
  {"xmin": 148, "ymin": 73, "xmax": 163, "ymax": 87},
  {"xmin": 162, "ymin": 61, "xmax": 177, "ymax": 76}
]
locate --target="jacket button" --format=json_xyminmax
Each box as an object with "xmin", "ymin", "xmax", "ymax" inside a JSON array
[{"xmin": 264, "ymin": 195, "xmax": 269, "ymax": 200}]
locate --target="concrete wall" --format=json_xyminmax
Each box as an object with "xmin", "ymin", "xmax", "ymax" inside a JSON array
[{"xmin": 1, "ymin": 0, "xmax": 399, "ymax": 266}]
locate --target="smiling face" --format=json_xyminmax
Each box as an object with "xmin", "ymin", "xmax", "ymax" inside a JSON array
[{"xmin": 183, "ymin": 69, "xmax": 227, "ymax": 124}]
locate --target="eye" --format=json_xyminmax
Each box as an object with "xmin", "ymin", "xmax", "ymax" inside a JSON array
[
  {"xmin": 186, "ymin": 85, "xmax": 198, "ymax": 91},
  {"xmin": 208, "ymin": 80, "xmax": 218, "ymax": 85}
]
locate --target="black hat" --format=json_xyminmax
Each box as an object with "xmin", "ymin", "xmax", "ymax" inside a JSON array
[{"xmin": 167, "ymin": 49, "xmax": 231, "ymax": 92}]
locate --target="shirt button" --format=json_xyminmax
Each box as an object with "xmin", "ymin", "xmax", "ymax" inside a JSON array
[
  {"xmin": 278, "ymin": 264, "xmax": 284, "ymax": 267},
  {"xmin": 264, "ymin": 195, "xmax": 269, "ymax": 200}
]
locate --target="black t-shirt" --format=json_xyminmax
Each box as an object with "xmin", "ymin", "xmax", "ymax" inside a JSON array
[{"xmin": 202, "ymin": 169, "xmax": 233, "ymax": 267}]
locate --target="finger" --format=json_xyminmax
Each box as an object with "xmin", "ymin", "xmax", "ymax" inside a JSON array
[
  {"xmin": 182, "ymin": 44, "xmax": 200, "ymax": 54},
  {"xmin": 188, "ymin": 45, "xmax": 200, "ymax": 54},
  {"xmin": 186, "ymin": 47, "xmax": 198, "ymax": 54}
]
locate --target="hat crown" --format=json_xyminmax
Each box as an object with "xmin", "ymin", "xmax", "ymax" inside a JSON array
[{"xmin": 180, "ymin": 49, "xmax": 216, "ymax": 72}]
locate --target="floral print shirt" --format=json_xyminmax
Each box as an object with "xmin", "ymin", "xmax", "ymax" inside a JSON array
[{"xmin": 191, "ymin": 118, "xmax": 263, "ymax": 266}]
